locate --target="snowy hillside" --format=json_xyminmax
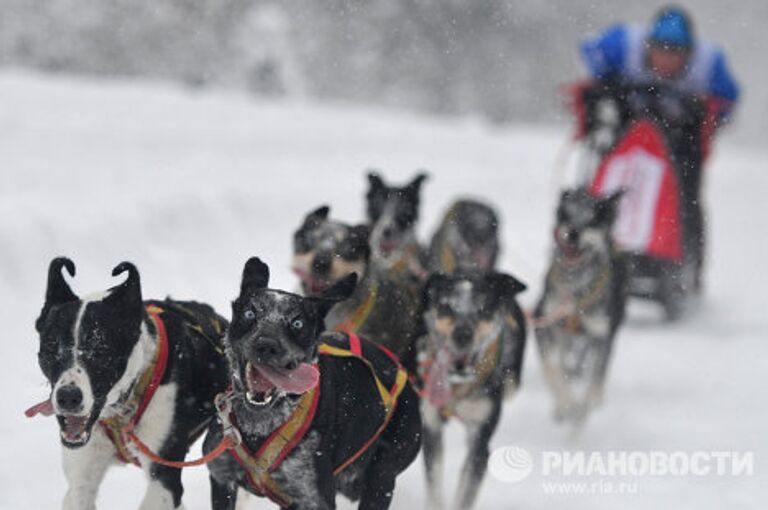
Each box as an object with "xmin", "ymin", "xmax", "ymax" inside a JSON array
[{"xmin": 0, "ymin": 71, "xmax": 765, "ymax": 509}]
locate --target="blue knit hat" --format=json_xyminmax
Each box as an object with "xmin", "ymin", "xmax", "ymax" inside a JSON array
[{"xmin": 649, "ymin": 6, "xmax": 694, "ymax": 49}]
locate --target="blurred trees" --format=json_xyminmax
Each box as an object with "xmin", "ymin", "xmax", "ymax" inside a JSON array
[{"xmin": 0, "ymin": 0, "xmax": 762, "ymax": 136}]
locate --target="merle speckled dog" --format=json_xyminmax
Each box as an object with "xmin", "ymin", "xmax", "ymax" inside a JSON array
[
  {"xmin": 30, "ymin": 257, "xmax": 229, "ymax": 509},
  {"xmin": 292, "ymin": 205, "xmax": 370, "ymax": 298},
  {"xmin": 419, "ymin": 271, "xmax": 527, "ymax": 510},
  {"xmin": 427, "ymin": 199, "xmax": 500, "ymax": 274},
  {"xmin": 205, "ymin": 257, "xmax": 421, "ymax": 510},
  {"xmin": 534, "ymin": 188, "xmax": 627, "ymax": 428},
  {"xmin": 292, "ymin": 205, "xmax": 422, "ymax": 369}
]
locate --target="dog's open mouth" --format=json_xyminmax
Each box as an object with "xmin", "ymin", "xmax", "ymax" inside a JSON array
[
  {"xmin": 556, "ymin": 238, "xmax": 583, "ymax": 263},
  {"xmin": 423, "ymin": 348, "xmax": 462, "ymax": 408},
  {"xmin": 448, "ymin": 356, "xmax": 475, "ymax": 383},
  {"xmin": 244, "ymin": 361, "xmax": 320, "ymax": 406},
  {"xmin": 25, "ymin": 398, "xmax": 93, "ymax": 447},
  {"xmin": 307, "ymin": 279, "xmax": 331, "ymax": 294},
  {"xmin": 293, "ymin": 267, "xmax": 332, "ymax": 295},
  {"xmin": 562, "ymin": 245, "xmax": 582, "ymax": 262},
  {"xmin": 58, "ymin": 414, "xmax": 92, "ymax": 447},
  {"xmin": 378, "ymin": 239, "xmax": 400, "ymax": 257},
  {"xmin": 554, "ymin": 228, "xmax": 583, "ymax": 263},
  {"xmin": 471, "ymin": 248, "xmax": 493, "ymax": 270}
]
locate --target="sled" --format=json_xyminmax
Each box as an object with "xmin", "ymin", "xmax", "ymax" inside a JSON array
[{"xmin": 568, "ymin": 81, "xmax": 717, "ymax": 319}]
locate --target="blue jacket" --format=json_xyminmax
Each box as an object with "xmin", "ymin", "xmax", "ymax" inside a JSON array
[{"xmin": 581, "ymin": 24, "xmax": 739, "ymax": 120}]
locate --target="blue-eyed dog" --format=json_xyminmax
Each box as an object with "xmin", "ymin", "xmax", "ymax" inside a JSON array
[{"xmin": 205, "ymin": 257, "xmax": 422, "ymax": 509}]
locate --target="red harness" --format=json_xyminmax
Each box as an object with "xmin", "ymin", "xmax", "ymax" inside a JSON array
[
  {"xmin": 219, "ymin": 333, "xmax": 409, "ymax": 507},
  {"xmin": 99, "ymin": 304, "xmax": 170, "ymax": 465},
  {"xmin": 26, "ymin": 304, "xmax": 238, "ymax": 469},
  {"xmin": 225, "ymin": 384, "xmax": 321, "ymax": 506}
]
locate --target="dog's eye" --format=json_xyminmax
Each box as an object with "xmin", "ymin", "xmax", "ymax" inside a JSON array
[
  {"xmin": 396, "ymin": 210, "xmax": 415, "ymax": 229},
  {"xmin": 478, "ymin": 308, "xmax": 495, "ymax": 320},
  {"xmin": 291, "ymin": 319, "xmax": 304, "ymax": 330},
  {"xmin": 243, "ymin": 310, "xmax": 256, "ymax": 321}
]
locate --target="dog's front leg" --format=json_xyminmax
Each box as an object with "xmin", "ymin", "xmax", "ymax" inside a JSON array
[
  {"xmin": 453, "ymin": 398, "xmax": 500, "ymax": 510},
  {"xmin": 537, "ymin": 329, "xmax": 574, "ymax": 419},
  {"xmin": 140, "ymin": 436, "xmax": 192, "ymax": 510},
  {"xmin": 137, "ymin": 477, "xmax": 181, "ymax": 510},
  {"xmin": 209, "ymin": 476, "xmax": 237, "ymax": 510},
  {"xmin": 585, "ymin": 339, "xmax": 612, "ymax": 411},
  {"xmin": 61, "ymin": 426, "xmax": 115, "ymax": 510},
  {"xmin": 580, "ymin": 317, "xmax": 612, "ymax": 411},
  {"xmin": 420, "ymin": 403, "xmax": 445, "ymax": 510},
  {"xmin": 134, "ymin": 384, "xmax": 186, "ymax": 509},
  {"xmin": 589, "ymin": 335, "xmax": 615, "ymax": 410}
]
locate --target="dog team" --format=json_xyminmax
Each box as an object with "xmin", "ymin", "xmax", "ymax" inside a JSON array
[{"xmin": 27, "ymin": 172, "xmax": 628, "ymax": 509}]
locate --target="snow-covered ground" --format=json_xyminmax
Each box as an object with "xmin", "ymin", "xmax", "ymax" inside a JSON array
[{"xmin": 1, "ymin": 71, "xmax": 765, "ymax": 509}]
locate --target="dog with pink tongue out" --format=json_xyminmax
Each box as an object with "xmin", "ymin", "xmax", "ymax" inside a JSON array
[{"xmin": 204, "ymin": 257, "xmax": 422, "ymax": 510}]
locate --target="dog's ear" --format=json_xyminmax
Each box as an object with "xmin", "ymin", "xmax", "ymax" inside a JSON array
[
  {"xmin": 486, "ymin": 272, "xmax": 527, "ymax": 300},
  {"xmin": 240, "ymin": 257, "xmax": 270, "ymax": 297},
  {"xmin": 367, "ymin": 171, "xmax": 385, "ymax": 191},
  {"xmin": 304, "ymin": 205, "xmax": 330, "ymax": 225},
  {"xmin": 422, "ymin": 272, "xmax": 448, "ymax": 310},
  {"xmin": 43, "ymin": 257, "xmax": 77, "ymax": 305},
  {"xmin": 595, "ymin": 190, "xmax": 624, "ymax": 225},
  {"xmin": 366, "ymin": 172, "xmax": 388, "ymax": 222},
  {"xmin": 105, "ymin": 262, "xmax": 143, "ymax": 315},
  {"xmin": 556, "ymin": 188, "xmax": 576, "ymax": 221},
  {"xmin": 407, "ymin": 172, "xmax": 428, "ymax": 194},
  {"xmin": 311, "ymin": 273, "xmax": 358, "ymax": 317},
  {"xmin": 349, "ymin": 224, "xmax": 371, "ymax": 259},
  {"xmin": 102, "ymin": 262, "xmax": 144, "ymax": 321},
  {"xmin": 36, "ymin": 257, "xmax": 78, "ymax": 332}
]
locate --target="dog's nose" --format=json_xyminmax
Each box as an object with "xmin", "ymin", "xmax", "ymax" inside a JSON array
[
  {"xmin": 56, "ymin": 385, "xmax": 83, "ymax": 413},
  {"xmin": 252, "ymin": 337, "xmax": 285, "ymax": 364},
  {"xmin": 565, "ymin": 229, "xmax": 580, "ymax": 244},
  {"xmin": 311, "ymin": 252, "xmax": 332, "ymax": 277},
  {"xmin": 453, "ymin": 324, "xmax": 474, "ymax": 349},
  {"xmin": 382, "ymin": 225, "xmax": 397, "ymax": 240}
]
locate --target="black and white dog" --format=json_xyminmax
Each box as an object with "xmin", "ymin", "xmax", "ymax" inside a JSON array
[
  {"xmin": 365, "ymin": 172, "xmax": 428, "ymax": 278},
  {"xmin": 534, "ymin": 188, "xmax": 626, "ymax": 427},
  {"xmin": 419, "ymin": 271, "xmax": 527, "ymax": 510},
  {"xmin": 292, "ymin": 205, "xmax": 421, "ymax": 367},
  {"xmin": 427, "ymin": 199, "xmax": 500, "ymax": 274},
  {"xmin": 366, "ymin": 171, "xmax": 428, "ymax": 274},
  {"xmin": 30, "ymin": 257, "xmax": 229, "ymax": 509},
  {"xmin": 205, "ymin": 257, "xmax": 422, "ymax": 509}
]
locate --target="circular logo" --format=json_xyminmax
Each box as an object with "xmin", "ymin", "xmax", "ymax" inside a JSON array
[{"xmin": 488, "ymin": 445, "xmax": 534, "ymax": 483}]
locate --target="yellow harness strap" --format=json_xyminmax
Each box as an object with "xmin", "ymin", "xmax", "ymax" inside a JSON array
[
  {"xmin": 230, "ymin": 386, "xmax": 319, "ymax": 507},
  {"xmin": 335, "ymin": 280, "xmax": 379, "ymax": 334},
  {"xmin": 440, "ymin": 242, "xmax": 457, "ymax": 273},
  {"xmin": 439, "ymin": 204, "xmax": 459, "ymax": 272},
  {"xmin": 228, "ymin": 334, "xmax": 408, "ymax": 506},
  {"xmin": 318, "ymin": 342, "xmax": 407, "ymax": 415},
  {"xmin": 318, "ymin": 335, "xmax": 409, "ymax": 474}
]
